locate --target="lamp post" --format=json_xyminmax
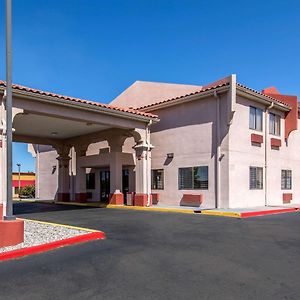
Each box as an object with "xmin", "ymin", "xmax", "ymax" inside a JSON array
[
  {"xmin": 4, "ymin": 0, "xmax": 15, "ymax": 220},
  {"xmin": 17, "ymin": 163, "xmax": 21, "ymax": 198}
]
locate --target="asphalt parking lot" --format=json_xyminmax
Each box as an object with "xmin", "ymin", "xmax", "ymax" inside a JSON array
[{"xmin": 1, "ymin": 202, "xmax": 300, "ymax": 300}]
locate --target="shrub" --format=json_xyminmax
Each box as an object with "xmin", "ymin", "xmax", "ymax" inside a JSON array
[{"xmin": 20, "ymin": 185, "xmax": 35, "ymax": 198}]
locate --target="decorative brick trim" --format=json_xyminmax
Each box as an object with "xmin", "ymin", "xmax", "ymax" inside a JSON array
[
  {"xmin": 0, "ymin": 219, "xmax": 24, "ymax": 247},
  {"xmin": 152, "ymin": 193, "xmax": 159, "ymax": 205},
  {"xmin": 251, "ymin": 133, "xmax": 263, "ymax": 144},
  {"xmin": 271, "ymin": 138, "xmax": 282, "ymax": 148},
  {"xmin": 180, "ymin": 194, "xmax": 204, "ymax": 207},
  {"xmin": 283, "ymin": 193, "xmax": 292, "ymax": 204},
  {"xmin": 57, "ymin": 193, "xmax": 70, "ymax": 202},
  {"xmin": 134, "ymin": 194, "xmax": 149, "ymax": 206},
  {"xmin": 75, "ymin": 193, "xmax": 87, "ymax": 203},
  {"xmin": 109, "ymin": 193, "xmax": 124, "ymax": 205}
]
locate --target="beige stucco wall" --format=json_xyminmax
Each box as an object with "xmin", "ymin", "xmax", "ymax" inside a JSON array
[
  {"xmin": 149, "ymin": 93, "xmax": 230, "ymax": 208},
  {"xmin": 35, "ymin": 145, "xmax": 58, "ymax": 200},
  {"xmin": 35, "ymin": 140, "xmax": 137, "ymax": 201},
  {"xmin": 228, "ymin": 95, "xmax": 300, "ymax": 208}
]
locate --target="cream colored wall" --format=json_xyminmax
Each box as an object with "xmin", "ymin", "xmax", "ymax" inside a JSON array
[
  {"xmin": 149, "ymin": 94, "xmax": 230, "ymax": 208},
  {"xmin": 35, "ymin": 145, "xmax": 58, "ymax": 200},
  {"xmin": 228, "ymin": 95, "xmax": 300, "ymax": 208}
]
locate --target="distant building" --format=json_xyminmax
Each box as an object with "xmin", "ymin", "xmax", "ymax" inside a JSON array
[{"xmin": 12, "ymin": 172, "xmax": 35, "ymax": 198}]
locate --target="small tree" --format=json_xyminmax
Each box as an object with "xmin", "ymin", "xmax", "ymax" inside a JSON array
[{"xmin": 20, "ymin": 185, "xmax": 35, "ymax": 198}]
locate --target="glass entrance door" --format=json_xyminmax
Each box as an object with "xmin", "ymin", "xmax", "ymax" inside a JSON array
[{"xmin": 100, "ymin": 170, "xmax": 110, "ymax": 203}]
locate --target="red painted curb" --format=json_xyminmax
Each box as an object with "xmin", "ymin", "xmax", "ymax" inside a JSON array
[
  {"xmin": 240, "ymin": 208, "xmax": 297, "ymax": 218},
  {"xmin": 0, "ymin": 231, "xmax": 105, "ymax": 262}
]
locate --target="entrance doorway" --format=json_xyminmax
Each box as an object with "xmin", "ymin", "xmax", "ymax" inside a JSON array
[
  {"xmin": 100, "ymin": 170, "xmax": 110, "ymax": 203},
  {"xmin": 99, "ymin": 169, "xmax": 129, "ymax": 203},
  {"xmin": 122, "ymin": 169, "xmax": 129, "ymax": 204}
]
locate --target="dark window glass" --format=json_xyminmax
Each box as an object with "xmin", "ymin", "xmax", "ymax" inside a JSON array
[
  {"xmin": 249, "ymin": 106, "xmax": 263, "ymax": 131},
  {"xmin": 249, "ymin": 167, "xmax": 263, "ymax": 189},
  {"xmin": 86, "ymin": 173, "xmax": 95, "ymax": 189},
  {"xmin": 151, "ymin": 169, "xmax": 164, "ymax": 190},
  {"xmin": 269, "ymin": 113, "xmax": 281, "ymax": 136},
  {"xmin": 179, "ymin": 166, "xmax": 208, "ymax": 190},
  {"xmin": 281, "ymin": 170, "xmax": 292, "ymax": 190}
]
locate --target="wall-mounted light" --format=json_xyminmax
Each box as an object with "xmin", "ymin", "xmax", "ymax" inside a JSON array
[
  {"xmin": 51, "ymin": 131, "xmax": 58, "ymax": 136},
  {"xmin": 52, "ymin": 165, "xmax": 57, "ymax": 174},
  {"xmin": 167, "ymin": 153, "xmax": 174, "ymax": 159}
]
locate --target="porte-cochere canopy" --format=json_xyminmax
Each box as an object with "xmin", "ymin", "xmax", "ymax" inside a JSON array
[{"xmin": 0, "ymin": 81, "xmax": 159, "ymax": 207}]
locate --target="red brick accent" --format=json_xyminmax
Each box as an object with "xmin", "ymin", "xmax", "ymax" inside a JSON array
[
  {"xmin": 75, "ymin": 193, "xmax": 87, "ymax": 203},
  {"xmin": 251, "ymin": 133, "xmax": 263, "ymax": 144},
  {"xmin": 0, "ymin": 204, "xmax": 3, "ymax": 220},
  {"xmin": 109, "ymin": 193, "xmax": 124, "ymax": 205},
  {"xmin": 271, "ymin": 138, "xmax": 282, "ymax": 148},
  {"xmin": 0, "ymin": 219, "xmax": 24, "ymax": 247},
  {"xmin": 152, "ymin": 193, "xmax": 159, "ymax": 205},
  {"xmin": 180, "ymin": 194, "xmax": 204, "ymax": 207},
  {"xmin": 134, "ymin": 194, "xmax": 149, "ymax": 206},
  {"xmin": 261, "ymin": 87, "xmax": 280, "ymax": 94},
  {"xmin": 283, "ymin": 193, "xmax": 293, "ymax": 204},
  {"xmin": 57, "ymin": 193, "xmax": 70, "ymax": 202}
]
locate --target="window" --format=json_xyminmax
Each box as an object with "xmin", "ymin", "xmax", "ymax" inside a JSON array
[
  {"xmin": 179, "ymin": 166, "xmax": 208, "ymax": 190},
  {"xmin": 269, "ymin": 113, "xmax": 281, "ymax": 136},
  {"xmin": 281, "ymin": 170, "xmax": 292, "ymax": 190},
  {"xmin": 249, "ymin": 167, "xmax": 263, "ymax": 189},
  {"xmin": 249, "ymin": 106, "xmax": 263, "ymax": 131},
  {"xmin": 86, "ymin": 173, "xmax": 95, "ymax": 189},
  {"xmin": 151, "ymin": 169, "xmax": 164, "ymax": 190}
]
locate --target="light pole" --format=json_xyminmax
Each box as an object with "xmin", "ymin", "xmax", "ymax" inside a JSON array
[
  {"xmin": 17, "ymin": 163, "xmax": 21, "ymax": 198},
  {"xmin": 4, "ymin": 0, "xmax": 15, "ymax": 220}
]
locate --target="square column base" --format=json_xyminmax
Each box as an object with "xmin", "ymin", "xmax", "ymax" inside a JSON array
[
  {"xmin": 57, "ymin": 193, "xmax": 70, "ymax": 202},
  {"xmin": 0, "ymin": 219, "xmax": 24, "ymax": 247},
  {"xmin": 109, "ymin": 193, "xmax": 124, "ymax": 205},
  {"xmin": 134, "ymin": 194, "xmax": 152, "ymax": 206},
  {"xmin": 75, "ymin": 193, "xmax": 87, "ymax": 203}
]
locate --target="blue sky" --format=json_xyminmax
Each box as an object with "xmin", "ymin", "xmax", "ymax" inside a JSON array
[{"xmin": 0, "ymin": 0, "xmax": 300, "ymax": 172}]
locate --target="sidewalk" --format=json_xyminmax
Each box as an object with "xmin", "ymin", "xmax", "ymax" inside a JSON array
[{"xmin": 15, "ymin": 199, "xmax": 300, "ymax": 218}]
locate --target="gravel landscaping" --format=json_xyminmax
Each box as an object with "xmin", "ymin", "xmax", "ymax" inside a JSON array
[{"xmin": 0, "ymin": 219, "xmax": 89, "ymax": 253}]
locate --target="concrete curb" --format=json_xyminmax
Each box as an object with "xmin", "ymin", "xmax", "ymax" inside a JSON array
[
  {"xmin": 19, "ymin": 200, "xmax": 300, "ymax": 218},
  {"xmin": 199, "ymin": 207, "xmax": 298, "ymax": 218},
  {"xmin": 0, "ymin": 231, "xmax": 105, "ymax": 262},
  {"xmin": 106, "ymin": 204, "xmax": 196, "ymax": 214},
  {"xmin": 0, "ymin": 219, "xmax": 105, "ymax": 262}
]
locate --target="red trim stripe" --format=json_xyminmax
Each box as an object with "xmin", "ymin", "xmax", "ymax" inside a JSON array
[
  {"xmin": 0, "ymin": 231, "xmax": 105, "ymax": 262},
  {"xmin": 240, "ymin": 208, "xmax": 296, "ymax": 218}
]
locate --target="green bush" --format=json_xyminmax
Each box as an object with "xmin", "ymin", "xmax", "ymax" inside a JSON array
[{"xmin": 20, "ymin": 185, "xmax": 35, "ymax": 198}]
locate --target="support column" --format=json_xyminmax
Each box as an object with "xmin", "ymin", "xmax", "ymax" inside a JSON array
[
  {"xmin": 56, "ymin": 146, "xmax": 71, "ymax": 202},
  {"xmin": 74, "ymin": 144, "xmax": 88, "ymax": 203},
  {"xmin": 134, "ymin": 139, "xmax": 153, "ymax": 207},
  {"xmin": 108, "ymin": 137, "xmax": 125, "ymax": 205}
]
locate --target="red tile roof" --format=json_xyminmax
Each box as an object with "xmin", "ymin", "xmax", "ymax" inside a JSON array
[
  {"xmin": 237, "ymin": 83, "xmax": 291, "ymax": 108},
  {"xmin": 136, "ymin": 79, "xmax": 291, "ymax": 111},
  {"xmin": 0, "ymin": 81, "xmax": 158, "ymax": 120},
  {"xmin": 137, "ymin": 81, "xmax": 230, "ymax": 110}
]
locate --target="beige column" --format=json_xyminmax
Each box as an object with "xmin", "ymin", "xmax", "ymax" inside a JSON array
[
  {"xmin": 56, "ymin": 145, "xmax": 71, "ymax": 202},
  {"xmin": 133, "ymin": 139, "xmax": 153, "ymax": 207},
  {"xmin": 74, "ymin": 144, "xmax": 89, "ymax": 203}
]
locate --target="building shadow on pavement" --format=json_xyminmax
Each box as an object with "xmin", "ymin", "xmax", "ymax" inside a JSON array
[{"xmin": 13, "ymin": 201, "xmax": 100, "ymax": 216}]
